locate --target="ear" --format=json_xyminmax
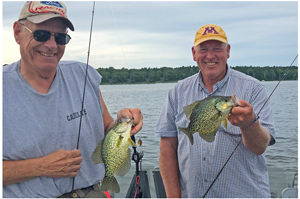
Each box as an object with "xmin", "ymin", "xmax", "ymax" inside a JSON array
[
  {"xmin": 191, "ymin": 46, "xmax": 196, "ymax": 61},
  {"xmin": 13, "ymin": 21, "xmax": 22, "ymax": 45},
  {"xmin": 226, "ymin": 44, "xmax": 231, "ymax": 59}
]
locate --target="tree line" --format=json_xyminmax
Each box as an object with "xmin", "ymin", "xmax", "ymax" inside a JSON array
[{"xmin": 96, "ymin": 65, "xmax": 298, "ymax": 84}]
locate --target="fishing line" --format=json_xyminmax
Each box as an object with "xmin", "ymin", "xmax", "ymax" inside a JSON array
[
  {"xmin": 202, "ymin": 55, "xmax": 298, "ymax": 198},
  {"xmin": 109, "ymin": 1, "xmax": 129, "ymax": 68},
  {"xmin": 257, "ymin": 55, "xmax": 298, "ymax": 116},
  {"xmin": 110, "ymin": 3, "xmax": 145, "ymax": 197},
  {"xmin": 70, "ymin": 2, "xmax": 95, "ymax": 197}
]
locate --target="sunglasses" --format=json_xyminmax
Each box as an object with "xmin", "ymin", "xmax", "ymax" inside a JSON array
[{"xmin": 23, "ymin": 25, "xmax": 71, "ymax": 45}]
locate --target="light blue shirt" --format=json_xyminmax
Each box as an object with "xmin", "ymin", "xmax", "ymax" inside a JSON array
[
  {"xmin": 155, "ymin": 66, "xmax": 275, "ymax": 198},
  {"xmin": 3, "ymin": 60, "xmax": 105, "ymax": 197}
]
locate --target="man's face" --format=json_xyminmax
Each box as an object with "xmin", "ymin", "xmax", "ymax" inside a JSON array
[
  {"xmin": 15, "ymin": 18, "xmax": 68, "ymax": 74},
  {"xmin": 192, "ymin": 40, "xmax": 230, "ymax": 83}
]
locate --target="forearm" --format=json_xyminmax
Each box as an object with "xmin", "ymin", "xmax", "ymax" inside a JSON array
[
  {"xmin": 241, "ymin": 120, "xmax": 271, "ymax": 155},
  {"xmin": 99, "ymin": 90, "xmax": 114, "ymax": 134},
  {"xmin": 3, "ymin": 159, "xmax": 42, "ymax": 185},
  {"xmin": 4, "ymin": 149, "xmax": 82, "ymax": 185},
  {"xmin": 159, "ymin": 138, "xmax": 181, "ymax": 198},
  {"xmin": 104, "ymin": 120, "xmax": 115, "ymax": 134}
]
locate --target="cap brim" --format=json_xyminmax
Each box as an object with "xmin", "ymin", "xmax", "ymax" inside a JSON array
[
  {"xmin": 27, "ymin": 13, "xmax": 74, "ymax": 31},
  {"xmin": 194, "ymin": 37, "xmax": 227, "ymax": 46}
]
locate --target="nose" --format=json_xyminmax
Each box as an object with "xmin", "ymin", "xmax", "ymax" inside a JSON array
[
  {"xmin": 206, "ymin": 49, "xmax": 215, "ymax": 59},
  {"xmin": 44, "ymin": 35, "xmax": 57, "ymax": 49}
]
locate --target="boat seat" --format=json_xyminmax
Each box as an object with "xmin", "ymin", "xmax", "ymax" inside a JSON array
[
  {"xmin": 281, "ymin": 188, "xmax": 298, "ymax": 198},
  {"xmin": 152, "ymin": 170, "xmax": 166, "ymax": 198}
]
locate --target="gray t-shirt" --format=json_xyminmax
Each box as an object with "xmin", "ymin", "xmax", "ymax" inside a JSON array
[{"xmin": 3, "ymin": 60, "xmax": 105, "ymax": 197}]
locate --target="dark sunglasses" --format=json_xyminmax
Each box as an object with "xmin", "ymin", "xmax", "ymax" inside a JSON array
[{"xmin": 23, "ymin": 25, "xmax": 71, "ymax": 45}]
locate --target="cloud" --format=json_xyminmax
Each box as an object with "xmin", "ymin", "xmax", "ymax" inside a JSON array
[
  {"xmin": 2, "ymin": 26, "xmax": 21, "ymax": 65},
  {"xmin": 2, "ymin": 1, "xmax": 298, "ymax": 68}
]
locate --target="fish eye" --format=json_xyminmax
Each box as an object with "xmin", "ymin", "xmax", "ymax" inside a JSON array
[{"xmin": 225, "ymin": 99, "xmax": 228, "ymax": 102}]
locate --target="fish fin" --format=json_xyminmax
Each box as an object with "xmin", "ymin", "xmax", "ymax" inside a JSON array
[
  {"xmin": 115, "ymin": 149, "xmax": 131, "ymax": 177},
  {"xmin": 179, "ymin": 127, "xmax": 194, "ymax": 145},
  {"xmin": 101, "ymin": 175, "xmax": 120, "ymax": 193},
  {"xmin": 91, "ymin": 140, "xmax": 104, "ymax": 164},
  {"xmin": 116, "ymin": 135, "xmax": 124, "ymax": 148},
  {"xmin": 128, "ymin": 138, "xmax": 137, "ymax": 147},
  {"xmin": 222, "ymin": 118, "xmax": 228, "ymax": 129},
  {"xmin": 198, "ymin": 128, "xmax": 218, "ymax": 142},
  {"xmin": 182, "ymin": 101, "xmax": 199, "ymax": 120}
]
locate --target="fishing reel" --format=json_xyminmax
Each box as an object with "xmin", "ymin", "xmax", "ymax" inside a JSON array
[
  {"xmin": 131, "ymin": 136, "xmax": 144, "ymax": 176},
  {"xmin": 126, "ymin": 136, "xmax": 146, "ymax": 198}
]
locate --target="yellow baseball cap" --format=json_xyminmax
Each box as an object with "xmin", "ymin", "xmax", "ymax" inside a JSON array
[
  {"xmin": 18, "ymin": 1, "xmax": 74, "ymax": 31},
  {"xmin": 194, "ymin": 24, "xmax": 227, "ymax": 46}
]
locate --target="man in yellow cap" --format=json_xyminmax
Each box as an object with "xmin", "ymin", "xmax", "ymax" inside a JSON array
[
  {"xmin": 156, "ymin": 24, "xmax": 275, "ymax": 197},
  {"xmin": 3, "ymin": 1, "xmax": 143, "ymax": 198}
]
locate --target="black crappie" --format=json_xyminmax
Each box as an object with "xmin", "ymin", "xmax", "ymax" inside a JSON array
[
  {"xmin": 179, "ymin": 95, "xmax": 239, "ymax": 144},
  {"xmin": 91, "ymin": 117, "xmax": 136, "ymax": 193}
]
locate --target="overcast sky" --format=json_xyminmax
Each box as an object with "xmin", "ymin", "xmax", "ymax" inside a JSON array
[{"xmin": 2, "ymin": 1, "xmax": 298, "ymax": 69}]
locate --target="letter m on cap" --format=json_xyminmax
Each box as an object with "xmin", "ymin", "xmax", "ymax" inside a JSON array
[{"xmin": 202, "ymin": 27, "xmax": 219, "ymax": 36}]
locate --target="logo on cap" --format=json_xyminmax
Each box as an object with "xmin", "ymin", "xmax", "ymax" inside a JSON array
[
  {"xmin": 41, "ymin": 1, "xmax": 63, "ymax": 8},
  {"xmin": 202, "ymin": 27, "xmax": 219, "ymax": 36},
  {"xmin": 28, "ymin": 1, "xmax": 67, "ymax": 18}
]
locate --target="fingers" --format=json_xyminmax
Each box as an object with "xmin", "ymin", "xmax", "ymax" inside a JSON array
[
  {"xmin": 63, "ymin": 149, "xmax": 82, "ymax": 175},
  {"xmin": 231, "ymin": 100, "xmax": 251, "ymax": 114},
  {"xmin": 70, "ymin": 149, "xmax": 83, "ymax": 165},
  {"xmin": 116, "ymin": 108, "xmax": 143, "ymax": 136},
  {"xmin": 130, "ymin": 108, "xmax": 143, "ymax": 135},
  {"xmin": 40, "ymin": 149, "xmax": 82, "ymax": 178},
  {"xmin": 228, "ymin": 100, "xmax": 256, "ymax": 128},
  {"xmin": 60, "ymin": 150, "xmax": 82, "ymax": 177},
  {"xmin": 71, "ymin": 149, "xmax": 82, "ymax": 159},
  {"xmin": 116, "ymin": 108, "xmax": 132, "ymax": 120}
]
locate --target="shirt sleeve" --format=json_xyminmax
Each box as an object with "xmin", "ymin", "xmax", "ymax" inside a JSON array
[
  {"xmin": 155, "ymin": 89, "xmax": 178, "ymax": 137},
  {"xmin": 250, "ymin": 82, "xmax": 276, "ymax": 145}
]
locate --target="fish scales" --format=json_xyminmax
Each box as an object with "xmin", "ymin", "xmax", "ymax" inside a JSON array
[{"xmin": 192, "ymin": 98, "xmax": 221, "ymax": 132}]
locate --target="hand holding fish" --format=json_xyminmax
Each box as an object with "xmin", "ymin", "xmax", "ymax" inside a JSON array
[
  {"xmin": 227, "ymin": 100, "xmax": 257, "ymax": 130},
  {"xmin": 117, "ymin": 108, "xmax": 143, "ymax": 136},
  {"xmin": 228, "ymin": 100, "xmax": 271, "ymax": 155}
]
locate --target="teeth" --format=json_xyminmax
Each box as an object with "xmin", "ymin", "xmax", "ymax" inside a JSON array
[
  {"xmin": 39, "ymin": 52, "xmax": 55, "ymax": 57},
  {"xmin": 206, "ymin": 63, "xmax": 216, "ymax": 66}
]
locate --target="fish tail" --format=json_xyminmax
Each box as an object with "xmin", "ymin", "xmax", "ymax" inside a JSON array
[
  {"xmin": 101, "ymin": 175, "xmax": 120, "ymax": 193},
  {"xmin": 179, "ymin": 127, "xmax": 194, "ymax": 145}
]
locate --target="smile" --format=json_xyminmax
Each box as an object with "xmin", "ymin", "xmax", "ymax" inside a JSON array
[
  {"xmin": 39, "ymin": 51, "xmax": 55, "ymax": 57},
  {"xmin": 205, "ymin": 62, "xmax": 217, "ymax": 66}
]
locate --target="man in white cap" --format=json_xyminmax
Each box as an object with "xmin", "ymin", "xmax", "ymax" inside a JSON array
[
  {"xmin": 156, "ymin": 24, "xmax": 275, "ymax": 198},
  {"xmin": 3, "ymin": 1, "xmax": 143, "ymax": 198}
]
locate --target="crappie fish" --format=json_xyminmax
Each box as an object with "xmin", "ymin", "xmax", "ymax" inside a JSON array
[
  {"xmin": 91, "ymin": 117, "xmax": 136, "ymax": 193},
  {"xmin": 179, "ymin": 95, "xmax": 239, "ymax": 144}
]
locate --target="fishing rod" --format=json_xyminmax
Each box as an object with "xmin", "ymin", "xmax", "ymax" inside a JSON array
[
  {"xmin": 202, "ymin": 55, "xmax": 298, "ymax": 198},
  {"xmin": 70, "ymin": 2, "xmax": 96, "ymax": 197}
]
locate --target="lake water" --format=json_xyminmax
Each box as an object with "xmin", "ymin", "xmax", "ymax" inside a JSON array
[{"xmin": 100, "ymin": 80, "xmax": 298, "ymax": 197}]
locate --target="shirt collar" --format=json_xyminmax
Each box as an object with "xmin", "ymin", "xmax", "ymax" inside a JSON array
[{"xmin": 198, "ymin": 64, "xmax": 230, "ymax": 93}]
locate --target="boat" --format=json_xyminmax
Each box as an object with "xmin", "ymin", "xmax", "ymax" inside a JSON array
[
  {"xmin": 123, "ymin": 136, "xmax": 166, "ymax": 198},
  {"xmin": 120, "ymin": 137, "xmax": 298, "ymax": 198}
]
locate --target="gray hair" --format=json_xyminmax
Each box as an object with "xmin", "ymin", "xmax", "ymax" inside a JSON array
[{"xmin": 18, "ymin": 19, "xmax": 26, "ymax": 31}]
